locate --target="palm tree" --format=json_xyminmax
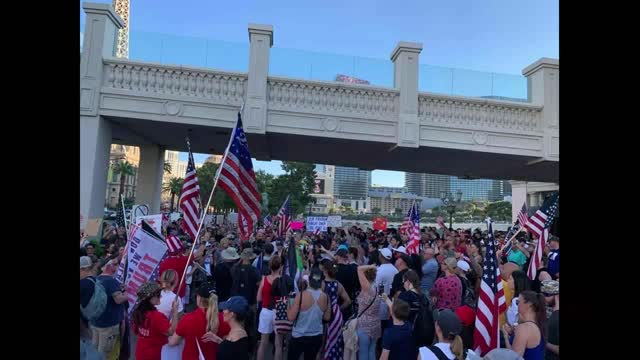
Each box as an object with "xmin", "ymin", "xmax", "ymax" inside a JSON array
[
  {"xmin": 112, "ymin": 161, "xmax": 136, "ymax": 197},
  {"xmin": 164, "ymin": 161, "xmax": 172, "ymax": 174},
  {"xmin": 162, "ymin": 177, "xmax": 184, "ymax": 211}
]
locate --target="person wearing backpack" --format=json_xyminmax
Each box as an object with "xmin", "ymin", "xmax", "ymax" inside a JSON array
[
  {"xmin": 231, "ymin": 248, "xmax": 261, "ymax": 312},
  {"xmin": 91, "ymin": 258, "xmax": 128, "ymax": 358},
  {"xmin": 397, "ymin": 270, "xmax": 435, "ymax": 355},
  {"xmin": 417, "ymin": 309, "xmax": 465, "ymax": 360},
  {"xmin": 81, "ymin": 256, "xmax": 127, "ymax": 357}
]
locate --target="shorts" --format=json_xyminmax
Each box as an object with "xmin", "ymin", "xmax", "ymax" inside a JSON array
[
  {"xmin": 91, "ymin": 324, "xmax": 120, "ymax": 354},
  {"xmin": 258, "ymin": 308, "xmax": 275, "ymax": 334}
]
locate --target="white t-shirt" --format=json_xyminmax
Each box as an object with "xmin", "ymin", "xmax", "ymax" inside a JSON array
[
  {"xmin": 419, "ymin": 343, "xmax": 455, "ymax": 360},
  {"xmin": 156, "ymin": 289, "xmax": 184, "ymax": 318},
  {"xmin": 507, "ymin": 297, "xmax": 519, "ymax": 326},
  {"xmin": 375, "ymin": 263, "xmax": 398, "ymax": 320}
]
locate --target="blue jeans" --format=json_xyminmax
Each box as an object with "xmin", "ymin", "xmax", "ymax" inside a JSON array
[{"xmin": 357, "ymin": 328, "xmax": 377, "ymax": 360}]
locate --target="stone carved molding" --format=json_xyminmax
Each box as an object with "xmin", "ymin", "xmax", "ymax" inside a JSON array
[
  {"xmin": 267, "ymin": 77, "xmax": 398, "ymax": 117},
  {"xmin": 103, "ymin": 59, "xmax": 247, "ymax": 104},
  {"xmin": 472, "ymin": 131, "xmax": 488, "ymax": 145},
  {"xmin": 164, "ymin": 102, "xmax": 182, "ymax": 116},
  {"xmin": 323, "ymin": 118, "xmax": 338, "ymax": 131},
  {"xmin": 418, "ymin": 94, "xmax": 543, "ymax": 133}
]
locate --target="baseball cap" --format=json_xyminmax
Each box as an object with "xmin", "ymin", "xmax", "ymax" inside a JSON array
[
  {"xmin": 483, "ymin": 348, "xmax": 523, "ymax": 360},
  {"xmin": 219, "ymin": 296, "xmax": 249, "ymax": 315},
  {"xmin": 457, "ymin": 260, "xmax": 471, "ymax": 272},
  {"xmin": 309, "ymin": 267, "xmax": 323, "ymax": 289},
  {"xmin": 392, "ymin": 246, "xmax": 407, "ymax": 255},
  {"xmin": 80, "ymin": 256, "xmax": 92, "ymax": 269},
  {"xmin": 435, "ymin": 309, "xmax": 462, "ymax": 337},
  {"xmin": 380, "ymin": 248, "xmax": 392, "ymax": 259}
]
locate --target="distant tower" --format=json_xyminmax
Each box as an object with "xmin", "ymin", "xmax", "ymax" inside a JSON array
[{"xmin": 112, "ymin": 0, "xmax": 129, "ymax": 58}]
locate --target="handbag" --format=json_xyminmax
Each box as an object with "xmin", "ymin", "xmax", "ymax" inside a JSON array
[{"xmin": 342, "ymin": 288, "xmax": 377, "ymax": 351}]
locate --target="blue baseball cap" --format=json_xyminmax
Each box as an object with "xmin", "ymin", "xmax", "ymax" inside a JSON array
[{"xmin": 219, "ymin": 296, "xmax": 249, "ymax": 315}]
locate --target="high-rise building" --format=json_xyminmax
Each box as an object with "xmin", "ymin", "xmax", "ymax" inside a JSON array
[
  {"xmin": 370, "ymin": 185, "xmax": 408, "ymax": 194},
  {"xmin": 406, "ymin": 172, "xmax": 512, "ymax": 201},
  {"xmin": 406, "ymin": 173, "xmax": 451, "ymax": 198},
  {"xmin": 369, "ymin": 191, "xmax": 421, "ymax": 216},
  {"xmin": 334, "ymin": 166, "xmax": 371, "ymax": 213}
]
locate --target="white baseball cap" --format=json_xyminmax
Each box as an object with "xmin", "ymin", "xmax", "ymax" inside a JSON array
[
  {"xmin": 380, "ymin": 248, "xmax": 392, "ymax": 259},
  {"xmin": 457, "ymin": 260, "xmax": 470, "ymax": 272},
  {"xmin": 392, "ymin": 246, "xmax": 408, "ymax": 255}
]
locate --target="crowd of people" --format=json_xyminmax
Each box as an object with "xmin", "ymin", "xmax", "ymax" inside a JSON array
[{"xmin": 80, "ymin": 218, "xmax": 560, "ymax": 360}]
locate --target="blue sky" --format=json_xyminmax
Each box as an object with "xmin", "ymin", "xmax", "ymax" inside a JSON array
[{"xmin": 81, "ymin": 0, "xmax": 558, "ymax": 186}]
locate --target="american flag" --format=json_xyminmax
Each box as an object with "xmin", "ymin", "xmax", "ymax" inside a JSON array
[
  {"xmin": 179, "ymin": 146, "xmax": 201, "ymax": 242},
  {"xmin": 115, "ymin": 194, "xmax": 126, "ymax": 229},
  {"xmin": 405, "ymin": 202, "xmax": 421, "ymax": 255},
  {"xmin": 263, "ymin": 214, "xmax": 272, "ymax": 227},
  {"xmin": 165, "ymin": 234, "xmax": 184, "ymax": 254},
  {"xmin": 527, "ymin": 228, "xmax": 548, "ymax": 280},
  {"xmin": 502, "ymin": 203, "xmax": 528, "ymax": 257},
  {"xmin": 218, "ymin": 113, "xmax": 261, "ymax": 239},
  {"xmin": 275, "ymin": 195, "xmax": 291, "ymax": 237},
  {"xmin": 524, "ymin": 192, "xmax": 559, "ymax": 239},
  {"xmin": 473, "ymin": 219, "xmax": 507, "ymax": 356},
  {"xmin": 517, "ymin": 202, "xmax": 529, "ymax": 226}
]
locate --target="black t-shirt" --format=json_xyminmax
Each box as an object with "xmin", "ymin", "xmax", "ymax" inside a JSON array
[
  {"xmin": 230, "ymin": 264, "xmax": 260, "ymax": 305},
  {"xmin": 382, "ymin": 321, "xmax": 415, "ymax": 360},
  {"xmin": 213, "ymin": 261, "xmax": 235, "ymax": 302},
  {"xmin": 397, "ymin": 290, "xmax": 420, "ymax": 324},
  {"xmin": 391, "ymin": 269, "xmax": 409, "ymax": 298},
  {"xmin": 336, "ymin": 263, "xmax": 359, "ymax": 300},
  {"xmin": 218, "ymin": 337, "xmax": 249, "ymax": 360},
  {"xmin": 546, "ymin": 310, "xmax": 559, "ymax": 360}
]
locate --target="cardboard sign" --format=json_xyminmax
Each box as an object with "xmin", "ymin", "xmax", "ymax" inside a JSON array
[
  {"xmin": 327, "ymin": 216, "xmax": 342, "ymax": 227},
  {"xmin": 124, "ymin": 224, "xmax": 167, "ymax": 311},
  {"xmin": 306, "ymin": 217, "xmax": 328, "ymax": 232},
  {"xmin": 227, "ymin": 212, "xmax": 238, "ymax": 224}
]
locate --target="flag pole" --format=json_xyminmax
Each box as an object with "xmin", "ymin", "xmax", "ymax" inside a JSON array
[
  {"xmin": 120, "ymin": 193, "xmax": 130, "ymax": 240},
  {"xmin": 175, "ymin": 113, "xmax": 240, "ymax": 295}
]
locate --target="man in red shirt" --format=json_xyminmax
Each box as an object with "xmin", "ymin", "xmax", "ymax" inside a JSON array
[{"xmin": 159, "ymin": 240, "xmax": 205, "ymax": 300}]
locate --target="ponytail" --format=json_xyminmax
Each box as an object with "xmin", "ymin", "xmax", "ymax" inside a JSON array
[
  {"xmin": 205, "ymin": 293, "xmax": 219, "ymax": 333},
  {"xmin": 450, "ymin": 335, "xmax": 464, "ymax": 360}
]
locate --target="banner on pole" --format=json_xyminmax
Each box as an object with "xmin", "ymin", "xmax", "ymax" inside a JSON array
[
  {"xmin": 124, "ymin": 222, "xmax": 167, "ymax": 311},
  {"xmin": 306, "ymin": 217, "xmax": 328, "ymax": 232},
  {"xmin": 327, "ymin": 216, "xmax": 342, "ymax": 227},
  {"xmin": 135, "ymin": 214, "xmax": 163, "ymax": 236}
]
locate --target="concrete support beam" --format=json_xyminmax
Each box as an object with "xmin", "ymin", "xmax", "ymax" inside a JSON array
[
  {"xmin": 81, "ymin": 2, "xmax": 124, "ymax": 116},
  {"xmin": 244, "ymin": 24, "xmax": 273, "ymax": 134},
  {"xmin": 391, "ymin": 42, "xmax": 422, "ymax": 148},
  {"xmin": 80, "ymin": 3, "xmax": 123, "ymax": 229},
  {"xmin": 136, "ymin": 145, "xmax": 166, "ymax": 213},
  {"xmin": 80, "ymin": 116, "xmax": 113, "ymax": 228},
  {"xmin": 523, "ymin": 58, "xmax": 559, "ymax": 160}
]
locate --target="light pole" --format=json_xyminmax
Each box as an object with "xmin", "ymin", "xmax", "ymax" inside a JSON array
[{"xmin": 440, "ymin": 190, "xmax": 463, "ymax": 230}]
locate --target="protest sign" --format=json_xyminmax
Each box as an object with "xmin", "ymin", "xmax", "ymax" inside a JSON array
[
  {"xmin": 306, "ymin": 217, "xmax": 328, "ymax": 232},
  {"xmin": 327, "ymin": 215, "xmax": 342, "ymax": 227},
  {"xmin": 227, "ymin": 212, "xmax": 238, "ymax": 224},
  {"xmin": 135, "ymin": 214, "xmax": 163, "ymax": 235},
  {"xmin": 291, "ymin": 221, "xmax": 305, "ymax": 230},
  {"xmin": 124, "ymin": 222, "xmax": 167, "ymax": 311}
]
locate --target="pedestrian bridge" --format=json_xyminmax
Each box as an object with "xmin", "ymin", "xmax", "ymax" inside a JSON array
[{"xmin": 80, "ymin": 3, "xmax": 558, "ymax": 219}]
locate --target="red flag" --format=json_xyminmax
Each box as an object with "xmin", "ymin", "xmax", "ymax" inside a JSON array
[{"xmin": 373, "ymin": 216, "xmax": 388, "ymax": 231}]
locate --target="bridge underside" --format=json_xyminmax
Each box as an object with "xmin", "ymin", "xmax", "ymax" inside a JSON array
[{"xmin": 108, "ymin": 115, "xmax": 558, "ymax": 183}]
